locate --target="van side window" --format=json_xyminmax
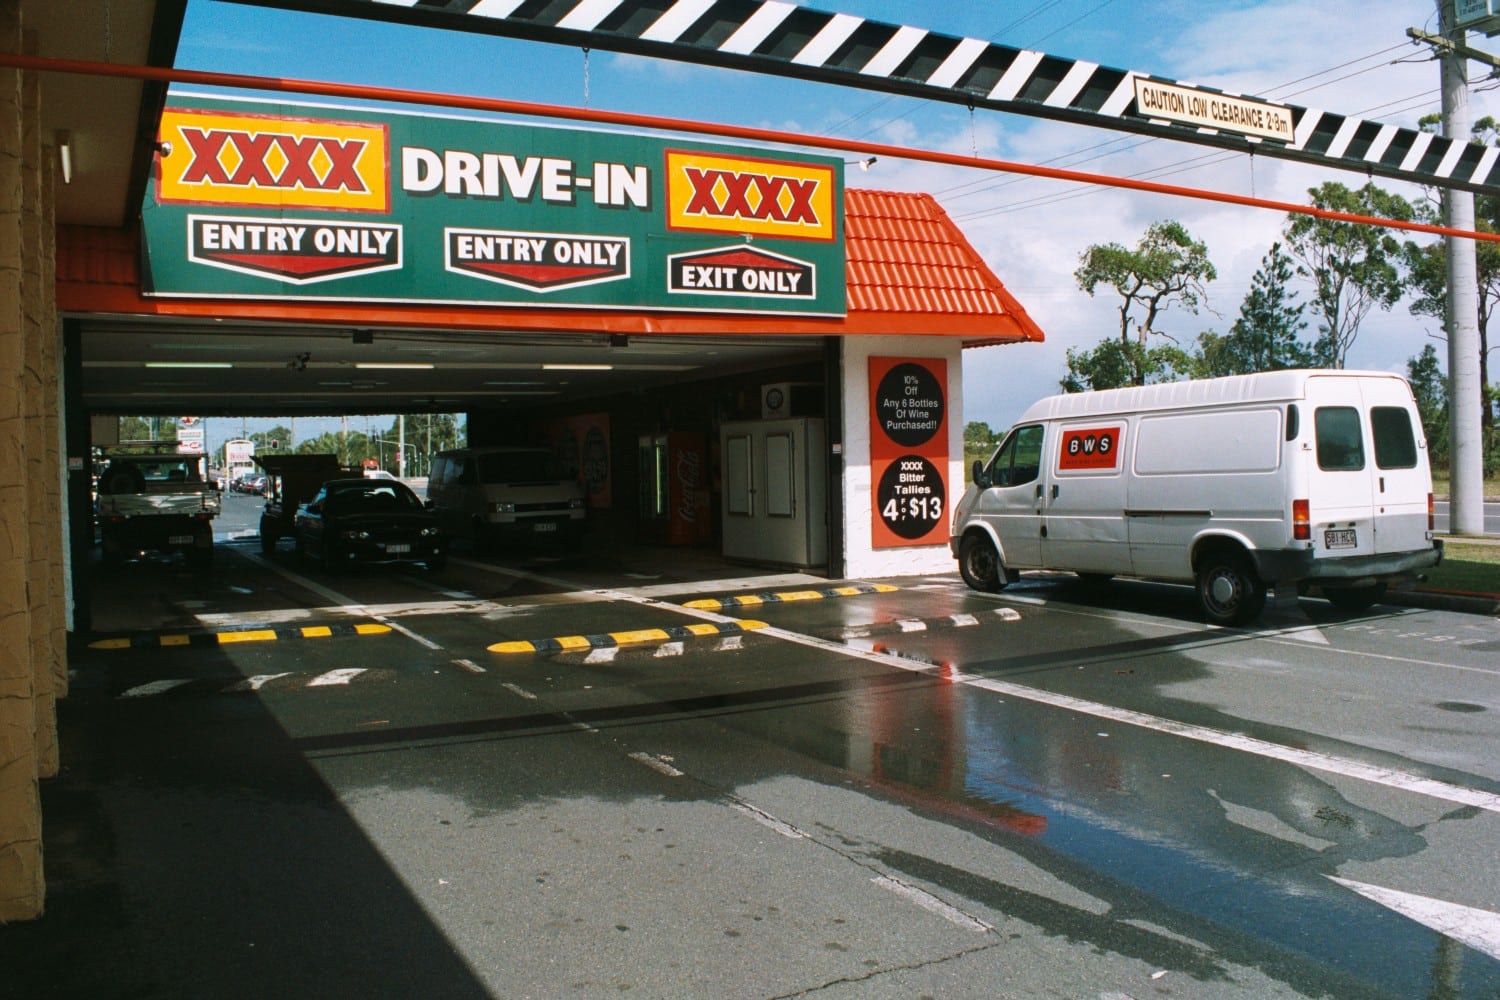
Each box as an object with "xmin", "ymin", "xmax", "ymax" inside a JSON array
[
  {"xmin": 1371, "ymin": 406, "xmax": 1418, "ymax": 469},
  {"xmin": 455, "ymin": 458, "xmax": 478, "ymax": 486},
  {"xmin": 987, "ymin": 424, "xmax": 1044, "ymax": 487},
  {"xmin": 1315, "ymin": 407, "xmax": 1365, "ymax": 471}
]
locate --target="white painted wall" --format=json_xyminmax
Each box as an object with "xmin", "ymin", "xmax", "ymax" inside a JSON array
[{"xmin": 839, "ymin": 336, "xmax": 966, "ymax": 579}]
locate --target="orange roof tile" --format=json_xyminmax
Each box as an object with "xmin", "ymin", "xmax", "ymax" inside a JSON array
[{"xmin": 844, "ymin": 189, "xmax": 1044, "ymax": 346}]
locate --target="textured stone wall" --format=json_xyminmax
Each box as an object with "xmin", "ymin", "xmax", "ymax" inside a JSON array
[{"xmin": 0, "ymin": 0, "xmax": 53, "ymax": 923}]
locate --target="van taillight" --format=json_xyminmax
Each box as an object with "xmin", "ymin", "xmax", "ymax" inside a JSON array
[
  {"xmin": 1428, "ymin": 492, "xmax": 1435, "ymax": 531},
  {"xmin": 1293, "ymin": 499, "xmax": 1310, "ymax": 541}
]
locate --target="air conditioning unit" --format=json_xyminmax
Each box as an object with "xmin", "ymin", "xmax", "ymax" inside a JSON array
[
  {"xmin": 761, "ymin": 382, "xmax": 822, "ymax": 420},
  {"xmin": 1457, "ymin": 0, "xmax": 1500, "ymax": 35}
]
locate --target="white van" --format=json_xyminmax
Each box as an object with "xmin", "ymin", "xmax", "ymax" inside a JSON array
[
  {"xmin": 427, "ymin": 446, "xmax": 586, "ymax": 551},
  {"xmin": 950, "ymin": 370, "xmax": 1442, "ymax": 624}
]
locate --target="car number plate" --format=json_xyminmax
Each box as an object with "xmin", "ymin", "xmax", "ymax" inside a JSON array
[
  {"xmin": 168, "ymin": 534, "xmax": 195, "ymax": 545},
  {"xmin": 1324, "ymin": 528, "xmax": 1357, "ymax": 549},
  {"xmin": 533, "ymin": 522, "xmax": 557, "ymax": 533},
  {"xmin": 384, "ymin": 543, "xmax": 411, "ymax": 554}
]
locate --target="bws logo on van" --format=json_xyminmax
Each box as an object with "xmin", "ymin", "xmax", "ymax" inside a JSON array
[
  {"xmin": 446, "ymin": 228, "xmax": 629, "ymax": 292},
  {"xmin": 665, "ymin": 151, "xmax": 836, "ymax": 242},
  {"xmin": 1059, "ymin": 426, "xmax": 1124, "ymax": 471},
  {"xmin": 188, "ymin": 215, "xmax": 402, "ymax": 283},
  {"xmin": 157, "ymin": 109, "xmax": 390, "ymax": 213},
  {"xmin": 667, "ymin": 246, "xmax": 815, "ymax": 299}
]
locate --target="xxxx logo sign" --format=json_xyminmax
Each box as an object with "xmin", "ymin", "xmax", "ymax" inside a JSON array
[
  {"xmin": 665, "ymin": 151, "xmax": 836, "ymax": 242},
  {"xmin": 157, "ymin": 108, "xmax": 390, "ymax": 212}
]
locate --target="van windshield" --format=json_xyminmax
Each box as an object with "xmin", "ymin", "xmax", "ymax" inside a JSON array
[{"xmin": 476, "ymin": 451, "xmax": 561, "ymax": 484}]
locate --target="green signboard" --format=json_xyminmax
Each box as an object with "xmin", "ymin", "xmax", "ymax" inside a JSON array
[{"xmin": 141, "ymin": 94, "xmax": 846, "ymax": 317}]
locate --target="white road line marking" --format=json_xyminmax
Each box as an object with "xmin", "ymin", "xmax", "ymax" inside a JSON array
[
  {"xmin": 585, "ymin": 646, "xmax": 620, "ymax": 664},
  {"xmin": 715, "ymin": 635, "xmax": 743, "ymax": 652},
  {"xmin": 120, "ymin": 679, "xmax": 193, "ymax": 698},
  {"xmin": 308, "ymin": 668, "xmax": 366, "ymax": 687},
  {"xmin": 654, "ymin": 641, "xmax": 684, "ymax": 658},
  {"xmin": 228, "ymin": 673, "xmax": 291, "ymax": 692},
  {"xmin": 1328, "ymin": 877, "xmax": 1500, "ymax": 961},
  {"xmin": 994, "ymin": 607, "xmax": 1022, "ymax": 621},
  {"xmin": 871, "ymin": 875, "xmax": 993, "ymax": 933},
  {"xmin": 452, "ymin": 658, "xmax": 486, "ymax": 674},
  {"xmin": 897, "ymin": 619, "xmax": 927, "ymax": 632},
  {"xmin": 628, "ymin": 751, "xmax": 684, "ymax": 777},
  {"xmin": 239, "ymin": 550, "xmax": 446, "ymax": 650},
  {"xmin": 951, "ymin": 669, "xmax": 1500, "ymax": 815},
  {"xmin": 730, "ymin": 801, "xmax": 808, "ymax": 839},
  {"xmin": 500, "ymin": 682, "xmax": 537, "ymax": 700},
  {"xmin": 431, "ymin": 560, "xmax": 1500, "ymax": 814},
  {"xmin": 950, "ymin": 613, "xmax": 979, "ymax": 627},
  {"xmin": 382, "ymin": 619, "xmax": 444, "ymax": 650}
]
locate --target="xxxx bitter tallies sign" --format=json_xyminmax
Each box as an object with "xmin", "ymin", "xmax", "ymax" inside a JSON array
[{"xmin": 141, "ymin": 95, "xmax": 846, "ymax": 317}]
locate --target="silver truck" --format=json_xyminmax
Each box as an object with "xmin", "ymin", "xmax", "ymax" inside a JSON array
[{"xmin": 95, "ymin": 449, "xmax": 220, "ymax": 568}]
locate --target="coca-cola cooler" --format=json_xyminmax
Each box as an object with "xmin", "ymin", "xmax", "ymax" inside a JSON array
[{"xmin": 637, "ymin": 432, "xmax": 711, "ymax": 545}]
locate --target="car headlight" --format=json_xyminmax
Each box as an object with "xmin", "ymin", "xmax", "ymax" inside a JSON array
[
  {"xmin": 569, "ymin": 498, "xmax": 585, "ymax": 509},
  {"xmin": 340, "ymin": 529, "xmax": 371, "ymax": 541},
  {"xmin": 489, "ymin": 501, "xmax": 516, "ymax": 514},
  {"xmin": 419, "ymin": 526, "xmax": 440, "ymax": 537}
]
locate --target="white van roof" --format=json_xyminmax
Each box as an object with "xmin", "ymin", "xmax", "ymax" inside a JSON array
[{"xmin": 1013, "ymin": 369, "xmax": 1410, "ymax": 424}]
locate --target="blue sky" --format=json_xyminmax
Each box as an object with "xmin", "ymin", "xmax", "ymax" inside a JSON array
[{"xmin": 176, "ymin": 0, "xmax": 1481, "ymax": 432}]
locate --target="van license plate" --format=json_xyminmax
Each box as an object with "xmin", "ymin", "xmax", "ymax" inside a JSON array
[
  {"xmin": 1324, "ymin": 529, "xmax": 1357, "ymax": 549},
  {"xmin": 534, "ymin": 522, "xmax": 557, "ymax": 533},
  {"xmin": 168, "ymin": 535, "xmax": 194, "ymax": 545},
  {"xmin": 384, "ymin": 543, "xmax": 411, "ymax": 554}
]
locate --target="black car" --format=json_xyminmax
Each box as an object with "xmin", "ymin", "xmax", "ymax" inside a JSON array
[{"xmin": 294, "ymin": 478, "xmax": 445, "ymax": 571}]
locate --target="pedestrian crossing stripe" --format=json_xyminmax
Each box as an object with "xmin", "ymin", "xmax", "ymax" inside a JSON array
[
  {"xmin": 89, "ymin": 622, "xmax": 391, "ymax": 650},
  {"xmin": 344, "ymin": 0, "xmax": 1500, "ymax": 195},
  {"xmin": 683, "ymin": 583, "xmax": 897, "ymax": 611},
  {"xmin": 488, "ymin": 619, "xmax": 767, "ymax": 655}
]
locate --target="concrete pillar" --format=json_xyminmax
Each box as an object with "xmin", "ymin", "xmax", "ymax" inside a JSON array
[
  {"xmin": 0, "ymin": 0, "xmax": 45, "ymax": 922},
  {"xmin": 22, "ymin": 27, "xmax": 58, "ymax": 779}
]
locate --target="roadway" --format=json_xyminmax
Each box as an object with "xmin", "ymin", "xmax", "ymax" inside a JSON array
[
  {"xmin": 1434, "ymin": 500, "xmax": 1500, "ymax": 536},
  {"xmin": 5, "ymin": 490, "xmax": 1499, "ymax": 998}
]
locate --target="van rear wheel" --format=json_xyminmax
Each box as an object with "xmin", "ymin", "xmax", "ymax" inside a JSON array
[
  {"xmin": 1195, "ymin": 551, "xmax": 1265, "ymax": 626},
  {"xmin": 959, "ymin": 534, "xmax": 1006, "ymax": 593}
]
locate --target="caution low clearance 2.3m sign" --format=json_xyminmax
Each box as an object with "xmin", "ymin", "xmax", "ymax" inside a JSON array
[{"xmin": 142, "ymin": 96, "xmax": 845, "ymax": 317}]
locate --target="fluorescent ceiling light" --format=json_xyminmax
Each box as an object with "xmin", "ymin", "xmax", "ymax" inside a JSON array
[
  {"xmin": 354, "ymin": 362, "xmax": 435, "ymax": 370},
  {"xmin": 144, "ymin": 361, "xmax": 233, "ymax": 369},
  {"xmin": 541, "ymin": 363, "xmax": 613, "ymax": 371}
]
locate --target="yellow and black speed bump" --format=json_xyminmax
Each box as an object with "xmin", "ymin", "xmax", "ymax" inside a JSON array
[
  {"xmin": 488, "ymin": 619, "xmax": 767, "ymax": 655},
  {"xmin": 89, "ymin": 622, "xmax": 392, "ymax": 651},
  {"xmin": 683, "ymin": 583, "xmax": 897, "ymax": 611}
]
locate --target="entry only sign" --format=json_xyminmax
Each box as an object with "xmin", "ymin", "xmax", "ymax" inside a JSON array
[{"xmin": 141, "ymin": 95, "xmax": 846, "ymax": 318}]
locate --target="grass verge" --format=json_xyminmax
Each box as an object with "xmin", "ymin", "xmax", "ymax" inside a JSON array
[{"xmin": 1424, "ymin": 540, "xmax": 1500, "ymax": 596}]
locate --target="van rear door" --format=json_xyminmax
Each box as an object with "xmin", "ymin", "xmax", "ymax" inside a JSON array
[
  {"xmin": 1307, "ymin": 377, "xmax": 1380, "ymax": 562},
  {"xmin": 1361, "ymin": 378, "xmax": 1431, "ymax": 555}
]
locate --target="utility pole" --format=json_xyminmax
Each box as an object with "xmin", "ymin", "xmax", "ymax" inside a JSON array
[{"xmin": 1440, "ymin": 0, "xmax": 1485, "ymax": 534}]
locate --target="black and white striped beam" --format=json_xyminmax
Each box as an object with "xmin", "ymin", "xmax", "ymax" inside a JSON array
[{"xmin": 244, "ymin": 0, "xmax": 1500, "ymax": 196}]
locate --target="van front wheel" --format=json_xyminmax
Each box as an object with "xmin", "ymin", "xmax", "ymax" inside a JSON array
[
  {"xmin": 959, "ymin": 534, "xmax": 1006, "ymax": 593},
  {"xmin": 1195, "ymin": 551, "xmax": 1265, "ymax": 626}
]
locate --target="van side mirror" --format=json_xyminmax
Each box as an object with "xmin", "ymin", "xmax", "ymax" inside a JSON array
[{"xmin": 972, "ymin": 459, "xmax": 991, "ymax": 488}]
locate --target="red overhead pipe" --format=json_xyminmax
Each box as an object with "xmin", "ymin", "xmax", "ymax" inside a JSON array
[{"xmin": 4, "ymin": 50, "xmax": 1497, "ymax": 244}]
